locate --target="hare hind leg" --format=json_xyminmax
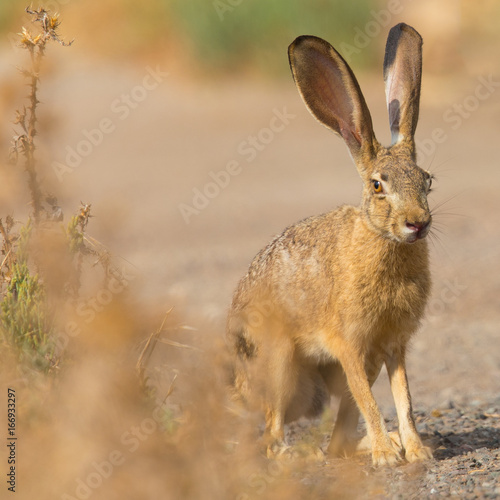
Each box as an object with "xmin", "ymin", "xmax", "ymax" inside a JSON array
[
  {"xmin": 328, "ymin": 390, "xmax": 361, "ymax": 457},
  {"xmin": 264, "ymin": 351, "xmax": 331, "ymax": 459},
  {"xmin": 262, "ymin": 337, "xmax": 299, "ymax": 458},
  {"xmin": 320, "ymin": 361, "xmax": 361, "ymax": 457}
]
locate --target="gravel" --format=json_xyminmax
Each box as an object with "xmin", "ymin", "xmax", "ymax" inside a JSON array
[{"xmin": 283, "ymin": 398, "xmax": 500, "ymax": 499}]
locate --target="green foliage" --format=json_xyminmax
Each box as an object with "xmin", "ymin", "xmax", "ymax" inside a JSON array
[
  {"xmin": 0, "ymin": 222, "xmax": 55, "ymax": 373},
  {"xmin": 168, "ymin": 0, "xmax": 376, "ymax": 74},
  {"xmin": 16, "ymin": 218, "xmax": 32, "ymax": 263},
  {"xmin": 0, "ymin": 2, "xmax": 377, "ymax": 76}
]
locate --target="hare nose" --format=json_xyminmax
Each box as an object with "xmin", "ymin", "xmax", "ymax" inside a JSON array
[{"xmin": 406, "ymin": 219, "xmax": 431, "ymax": 235}]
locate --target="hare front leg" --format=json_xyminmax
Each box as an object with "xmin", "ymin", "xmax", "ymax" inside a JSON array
[
  {"xmin": 386, "ymin": 352, "xmax": 433, "ymax": 462},
  {"xmin": 333, "ymin": 344, "xmax": 403, "ymax": 466}
]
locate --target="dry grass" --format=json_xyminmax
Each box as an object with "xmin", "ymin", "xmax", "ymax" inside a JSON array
[{"xmin": 4, "ymin": 299, "xmax": 386, "ymax": 500}]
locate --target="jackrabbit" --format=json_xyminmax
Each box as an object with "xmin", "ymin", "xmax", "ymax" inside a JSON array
[{"xmin": 227, "ymin": 23, "xmax": 434, "ymax": 467}]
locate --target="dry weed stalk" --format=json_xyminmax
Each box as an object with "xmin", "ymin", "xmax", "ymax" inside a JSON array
[
  {"xmin": 137, "ymin": 310, "xmax": 201, "ymax": 406},
  {"xmin": 137, "ymin": 309, "xmax": 173, "ymax": 389},
  {"xmin": 10, "ymin": 6, "xmax": 73, "ymax": 225},
  {"xmin": 1, "ymin": 8, "xmax": 130, "ymax": 373}
]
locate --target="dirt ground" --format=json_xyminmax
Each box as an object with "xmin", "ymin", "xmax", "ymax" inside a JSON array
[
  {"xmin": 1, "ymin": 31, "xmax": 500, "ymax": 498},
  {"xmin": 34, "ymin": 53, "xmax": 500, "ymax": 406}
]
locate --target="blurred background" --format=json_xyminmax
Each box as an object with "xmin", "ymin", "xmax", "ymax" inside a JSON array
[
  {"xmin": 0, "ymin": 1, "xmax": 499, "ymax": 498},
  {"xmin": 0, "ymin": 0, "xmax": 498, "ymax": 319}
]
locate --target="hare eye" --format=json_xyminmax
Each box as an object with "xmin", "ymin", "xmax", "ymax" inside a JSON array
[{"xmin": 372, "ymin": 180, "xmax": 383, "ymax": 193}]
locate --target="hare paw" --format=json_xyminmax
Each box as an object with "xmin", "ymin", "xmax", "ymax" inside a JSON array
[
  {"xmin": 372, "ymin": 448, "xmax": 403, "ymax": 467},
  {"xmin": 405, "ymin": 444, "xmax": 433, "ymax": 463},
  {"xmin": 372, "ymin": 443, "xmax": 404, "ymax": 467},
  {"xmin": 266, "ymin": 439, "xmax": 290, "ymax": 459},
  {"xmin": 355, "ymin": 431, "xmax": 402, "ymax": 456},
  {"xmin": 291, "ymin": 444, "xmax": 325, "ymax": 463}
]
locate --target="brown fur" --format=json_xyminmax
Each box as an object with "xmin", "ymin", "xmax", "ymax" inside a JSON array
[{"xmin": 227, "ymin": 24, "xmax": 434, "ymax": 466}]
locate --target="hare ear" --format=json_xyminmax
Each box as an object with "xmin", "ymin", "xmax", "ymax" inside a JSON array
[
  {"xmin": 288, "ymin": 35, "xmax": 376, "ymax": 163},
  {"xmin": 383, "ymin": 23, "xmax": 423, "ymax": 149}
]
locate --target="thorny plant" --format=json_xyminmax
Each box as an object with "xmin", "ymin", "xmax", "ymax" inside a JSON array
[
  {"xmin": 10, "ymin": 6, "xmax": 73, "ymax": 225},
  {"xmin": 0, "ymin": 7, "xmax": 129, "ymax": 373}
]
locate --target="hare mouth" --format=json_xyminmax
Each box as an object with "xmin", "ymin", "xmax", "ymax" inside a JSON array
[
  {"xmin": 403, "ymin": 229, "xmax": 430, "ymax": 244},
  {"xmin": 400, "ymin": 219, "xmax": 431, "ymax": 244},
  {"xmin": 405, "ymin": 234, "xmax": 420, "ymax": 244}
]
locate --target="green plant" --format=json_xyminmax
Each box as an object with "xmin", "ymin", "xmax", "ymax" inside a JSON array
[
  {"xmin": 0, "ymin": 221, "xmax": 56, "ymax": 373},
  {"xmin": 0, "ymin": 8, "xmax": 77, "ymax": 373},
  {"xmin": 168, "ymin": 0, "xmax": 375, "ymax": 74}
]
